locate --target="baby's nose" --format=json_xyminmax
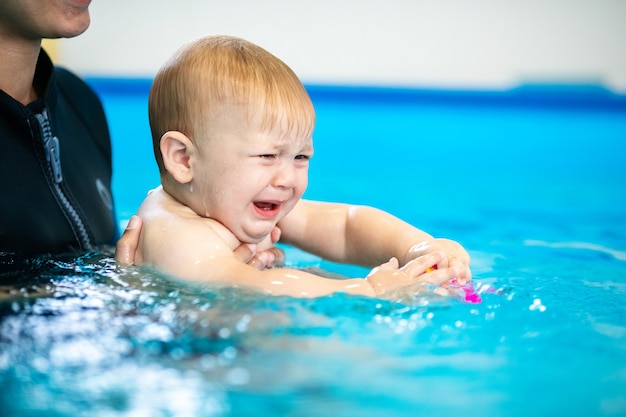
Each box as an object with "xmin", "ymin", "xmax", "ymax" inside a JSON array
[{"xmin": 272, "ymin": 162, "xmax": 297, "ymax": 188}]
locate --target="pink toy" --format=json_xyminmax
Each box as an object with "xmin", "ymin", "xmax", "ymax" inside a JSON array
[
  {"xmin": 426, "ymin": 265, "xmax": 484, "ymax": 304},
  {"xmin": 444, "ymin": 278, "xmax": 483, "ymax": 304}
]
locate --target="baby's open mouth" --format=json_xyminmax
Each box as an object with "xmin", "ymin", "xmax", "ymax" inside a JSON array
[
  {"xmin": 253, "ymin": 201, "xmax": 281, "ymax": 219},
  {"xmin": 254, "ymin": 201, "xmax": 278, "ymax": 211}
]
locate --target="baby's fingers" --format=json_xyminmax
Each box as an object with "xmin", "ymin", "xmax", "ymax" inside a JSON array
[
  {"xmin": 420, "ymin": 267, "xmax": 464, "ymax": 287},
  {"xmin": 448, "ymin": 256, "xmax": 472, "ymax": 284},
  {"xmin": 366, "ymin": 257, "xmax": 400, "ymax": 278},
  {"xmin": 401, "ymin": 251, "xmax": 445, "ymax": 277},
  {"xmin": 233, "ymin": 243, "xmax": 257, "ymax": 265},
  {"xmin": 270, "ymin": 226, "xmax": 282, "ymax": 244}
]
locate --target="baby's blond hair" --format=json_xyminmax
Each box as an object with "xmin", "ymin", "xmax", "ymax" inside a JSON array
[{"xmin": 148, "ymin": 35, "xmax": 316, "ymax": 174}]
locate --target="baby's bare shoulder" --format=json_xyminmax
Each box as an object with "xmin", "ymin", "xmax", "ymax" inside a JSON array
[{"xmin": 137, "ymin": 187, "xmax": 240, "ymax": 252}]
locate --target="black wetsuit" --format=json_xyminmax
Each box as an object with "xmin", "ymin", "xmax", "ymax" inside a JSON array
[{"xmin": 0, "ymin": 49, "xmax": 118, "ymax": 257}]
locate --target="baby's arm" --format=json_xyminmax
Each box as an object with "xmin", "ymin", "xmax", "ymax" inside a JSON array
[
  {"xmin": 279, "ymin": 200, "xmax": 471, "ymax": 283},
  {"xmin": 151, "ymin": 239, "xmax": 450, "ymax": 298},
  {"xmin": 136, "ymin": 200, "xmax": 448, "ymax": 298}
]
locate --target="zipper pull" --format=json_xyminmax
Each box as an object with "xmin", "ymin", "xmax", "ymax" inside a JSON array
[
  {"xmin": 35, "ymin": 109, "xmax": 63, "ymax": 184},
  {"xmin": 46, "ymin": 136, "xmax": 63, "ymax": 183}
]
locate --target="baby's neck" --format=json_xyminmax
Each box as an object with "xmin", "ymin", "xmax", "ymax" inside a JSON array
[{"xmin": 160, "ymin": 182, "xmax": 273, "ymax": 252}]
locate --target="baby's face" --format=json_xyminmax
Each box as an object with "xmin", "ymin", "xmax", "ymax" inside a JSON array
[{"xmin": 190, "ymin": 105, "xmax": 313, "ymax": 244}]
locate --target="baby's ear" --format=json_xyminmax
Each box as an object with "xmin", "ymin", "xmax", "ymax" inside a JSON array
[{"xmin": 160, "ymin": 131, "xmax": 194, "ymax": 184}]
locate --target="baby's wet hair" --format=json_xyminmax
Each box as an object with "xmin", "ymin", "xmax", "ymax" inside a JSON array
[{"xmin": 148, "ymin": 35, "xmax": 316, "ymax": 173}]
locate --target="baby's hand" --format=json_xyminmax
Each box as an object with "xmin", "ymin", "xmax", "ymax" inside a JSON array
[
  {"xmin": 233, "ymin": 227, "xmax": 285, "ymax": 269},
  {"xmin": 366, "ymin": 251, "xmax": 450, "ymax": 296},
  {"xmin": 405, "ymin": 238, "xmax": 471, "ymax": 284}
]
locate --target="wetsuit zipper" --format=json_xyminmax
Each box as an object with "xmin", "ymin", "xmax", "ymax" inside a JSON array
[{"xmin": 34, "ymin": 108, "xmax": 93, "ymax": 252}]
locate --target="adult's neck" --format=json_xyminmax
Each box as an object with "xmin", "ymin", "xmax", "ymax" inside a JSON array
[{"xmin": 0, "ymin": 34, "xmax": 42, "ymax": 105}]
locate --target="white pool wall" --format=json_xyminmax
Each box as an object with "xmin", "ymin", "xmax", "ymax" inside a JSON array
[{"xmin": 56, "ymin": 0, "xmax": 626, "ymax": 92}]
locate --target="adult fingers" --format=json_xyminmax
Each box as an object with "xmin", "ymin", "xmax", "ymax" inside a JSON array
[{"xmin": 114, "ymin": 215, "xmax": 142, "ymax": 265}]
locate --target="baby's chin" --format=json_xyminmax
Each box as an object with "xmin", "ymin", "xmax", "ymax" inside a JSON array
[{"xmin": 236, "ymin": 230, "xmax": 272, "ymax": 246}]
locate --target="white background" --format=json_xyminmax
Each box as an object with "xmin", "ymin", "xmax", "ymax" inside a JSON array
[{"xmin": 57, "ymin": 0, "xmax": 626, "ymax": 91}]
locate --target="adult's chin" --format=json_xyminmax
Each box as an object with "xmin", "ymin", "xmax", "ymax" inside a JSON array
[
  {"xmin": 49, "ymin": 6, "xmax": 91, "ymax": 39},
  {"xmin": 59, "ymin": 16, "xmax": 90, "ymax": 38}
]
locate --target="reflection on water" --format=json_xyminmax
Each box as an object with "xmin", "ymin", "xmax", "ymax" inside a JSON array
[{"xmin": 0, "ymin": 246, "xmax": 624, "ymax": 416}]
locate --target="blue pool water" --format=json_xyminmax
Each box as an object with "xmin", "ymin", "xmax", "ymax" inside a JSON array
[{"xmin": 1, "ymin": 81, "xmax": 625, "ymax": 416}]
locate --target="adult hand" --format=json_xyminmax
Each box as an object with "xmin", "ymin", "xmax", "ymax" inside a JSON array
[{"xmin": 115, "ymin": 215, "xmax": 142, "ymax": 265}]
